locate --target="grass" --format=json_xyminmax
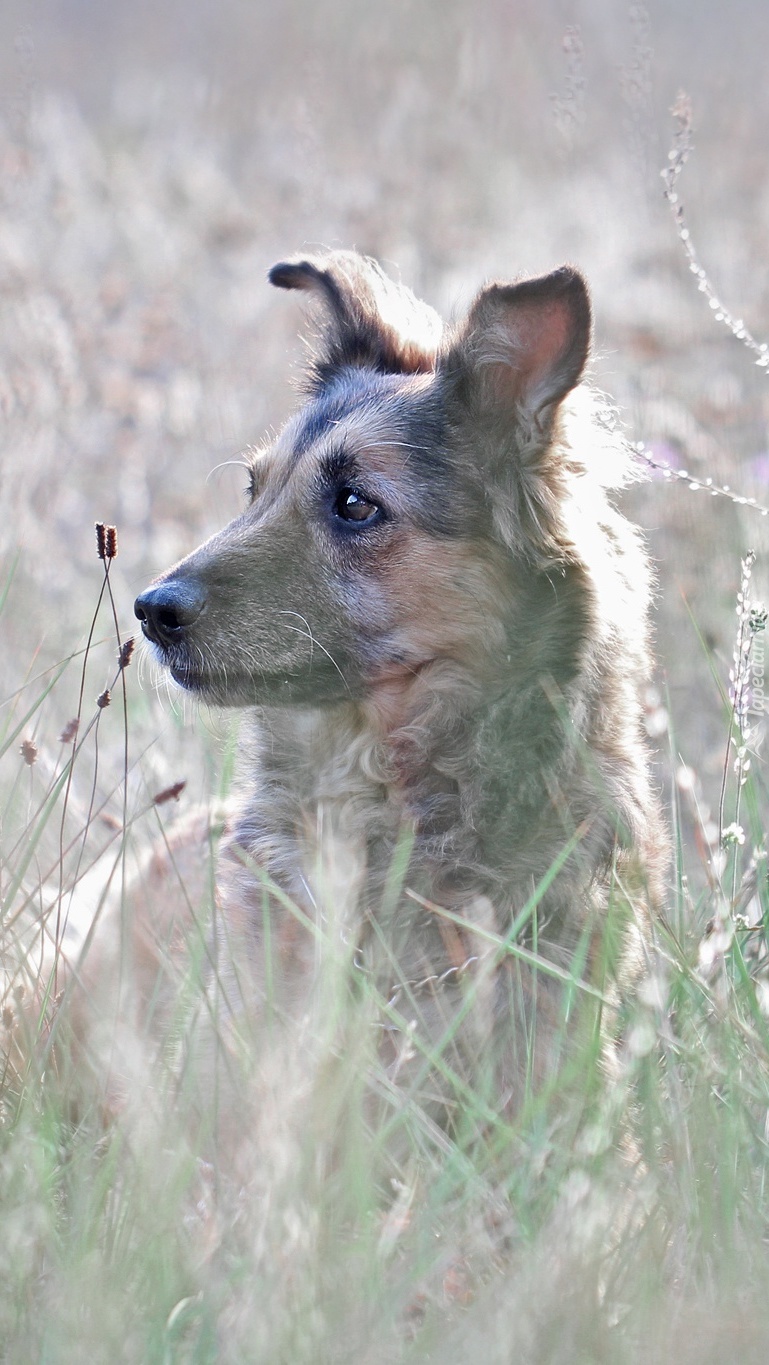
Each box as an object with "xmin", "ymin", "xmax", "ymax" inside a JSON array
[
  {"xmin": 2, "ymin": 532, "xmax": 769, "ymax": 1364},
  {"xmin": 3, "ymin": 10, "xmax": 769, "ymax": 1358}
]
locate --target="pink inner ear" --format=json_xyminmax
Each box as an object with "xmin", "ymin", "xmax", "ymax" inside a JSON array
[
  {"xmin": 513, "ymin": 299, "xmax": 573, "ymax": 390},
  {"xmin": 490, "ymin": 295, "xmax": 582, "ymax": 416},
  {"xmin": 469, "ymin": 273, "xmax": 591, "ymax": 417}
]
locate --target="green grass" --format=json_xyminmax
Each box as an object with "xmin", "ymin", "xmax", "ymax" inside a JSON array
[
  {"xmin": 2, "ymin": 6, "xmax": 769, "ymax": 1357},
  {"xmin": 3, "ymin": 557, "xmax": 769, "ymax": 1365}
]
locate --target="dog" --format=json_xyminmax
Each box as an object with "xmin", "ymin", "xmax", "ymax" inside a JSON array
[{"xmin": 132, "ymin": 250, "xmax": 665, "ymax": 1121}]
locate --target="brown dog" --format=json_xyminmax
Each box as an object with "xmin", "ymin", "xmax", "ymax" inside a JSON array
[{"xmin": 133, "ymin": 251, "xmax": 665, "ymax": 1118}]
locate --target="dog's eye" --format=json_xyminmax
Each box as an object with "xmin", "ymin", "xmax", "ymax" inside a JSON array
[{"xmin": 334, "ymin": 488, "xmax": 380, "ymax": 525}]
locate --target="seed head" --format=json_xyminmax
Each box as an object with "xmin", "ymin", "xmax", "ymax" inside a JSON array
[
  {"xmin": 95, "ymin": 523, "xmax": 118, "ymax": 561},
  {"xmin": 96, "ymin": 689, "xmax": 111, "ymax": 709},
  {"xmin": 59, "ymin": 718, "xmax": 79, "ymax": 744},
  {"xmin": 118, "ymin": 637, "xmax": 135, "ymax": 669},
  {"xmin": 20, "ymin": 738, "xmax": 38, "ymax": 765},
  {"xmin": 153, "ymin": 780, "xmax": 187, "ymax": 805}
]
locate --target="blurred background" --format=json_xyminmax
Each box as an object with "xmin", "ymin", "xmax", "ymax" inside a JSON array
[{"xmin": 2, "ymin": 0, "xmax": 769, "ymax": 870}]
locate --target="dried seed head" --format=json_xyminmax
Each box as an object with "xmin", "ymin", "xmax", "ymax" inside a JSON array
[
  {"xmin": 2, "ymin": 1007, "xmax": 14, "ymax": 1031},
  {"xmin": 95, "ymin": 523, "xmax": 118, "ymax": 560},
  {"xmin": 59, "ymin": 718, "xmax": 79, "ymax": 744},
  {"xmin": 118, "ymin": 637, "xmax": 135, "ymax": 669},
  {"xmin": 153, "ymin": 780, "xmax": 187, "ymax": 805},
  {"xmin": 96, "ymin": 689, "xmax": 111, "ymax": 709},
  {"xmin": 20, "ymin": 738, "xmax": 38, "ymax": 765}
]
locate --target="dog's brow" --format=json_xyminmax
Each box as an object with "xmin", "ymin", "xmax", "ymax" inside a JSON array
[
  {"xmin": 288, "ymin": 385, "xmax": 366, "ymax": 458},
  {"xmin": 317, "ymin": 448, "xmax": 358, "ymax": 483}
]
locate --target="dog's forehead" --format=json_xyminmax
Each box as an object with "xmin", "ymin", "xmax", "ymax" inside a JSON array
[
  {"xmin": 246, "ymin": 366, "xmax": 475, "ymax": 536},
  {"xmin": 278, "ymin": 369, "xmax": 436, "ymax": 470},
  {"xmin": 253, "ymin": 367, "xmax": 475, "ymax": 536}
]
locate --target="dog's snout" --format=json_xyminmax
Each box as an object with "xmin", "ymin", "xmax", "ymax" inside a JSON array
[{"xmin": 134, "ymin": 580, "xmax": 206, "ymax": 647}]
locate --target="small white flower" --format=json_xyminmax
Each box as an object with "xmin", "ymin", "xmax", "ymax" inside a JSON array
[{"xmin": 722, "ymin": 822, "xmax": 746, "ymax": 847}]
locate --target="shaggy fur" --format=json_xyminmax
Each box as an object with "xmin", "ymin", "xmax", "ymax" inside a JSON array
[{"xmin": 134, "ymin": 250, "xmax": 666, "ymax": 1110}]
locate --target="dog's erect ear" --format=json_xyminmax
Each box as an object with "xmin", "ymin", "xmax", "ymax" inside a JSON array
[
  {"xmin": 268, "ymin": 250, "xmax": 442, "ymax": 389},
  {"xmin": 441, "ymin": 267, "xmax": 591, "ymax": 426},
  {"xmin": 439, "ymin": 267, "xmax": 593, "ymax": 558}
]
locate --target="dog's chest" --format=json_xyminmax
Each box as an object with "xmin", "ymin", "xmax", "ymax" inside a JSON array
[{"xmin": 235, "ymin": 707, "xmax": 409, "ymax": 917}]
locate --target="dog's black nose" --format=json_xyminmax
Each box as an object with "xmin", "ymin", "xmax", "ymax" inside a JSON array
[{"xmin": 134, "ymin": 580, "xmax": 206, "ymax": 647}]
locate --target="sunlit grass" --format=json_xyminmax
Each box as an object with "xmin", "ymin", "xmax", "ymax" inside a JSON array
[{"xmin": 2, "ymin": 541, "xmax": 769, "ymax": 1364}]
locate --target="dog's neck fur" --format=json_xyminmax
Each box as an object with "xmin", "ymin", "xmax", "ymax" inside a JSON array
[{"xmin": 226, "ymin": 626, "xmax": 652, "ymax": 943}]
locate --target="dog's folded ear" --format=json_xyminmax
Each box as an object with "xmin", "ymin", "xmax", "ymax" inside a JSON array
[
  {"xmin": 268, "ymin": 251, "xmax": 442, "ymax": 390},
  {"xmin": 441, "ymin": 267, "xmax": 591, "ymax": 425}
]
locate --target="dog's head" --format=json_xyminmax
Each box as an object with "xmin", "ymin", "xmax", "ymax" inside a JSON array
[{"xmin": 135, "ymin": 250, "xmax": 594, "ymax": 710}]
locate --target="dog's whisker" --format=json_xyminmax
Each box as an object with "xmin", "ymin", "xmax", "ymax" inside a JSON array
[
  {"xmin": 276, "ymin": 611, "xmax": 351, "ymax": 693},
  {"xmin": 206, "ymin": 459, "xmax": 251, "ymax": 485}
]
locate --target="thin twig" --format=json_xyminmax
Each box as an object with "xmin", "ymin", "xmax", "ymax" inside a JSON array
[
  {"xmin": 635, "ymin": 442, "xmax": 769, "ymax": 518},
  {"xmin": 663, "ymin": 93, "xmax": 769, "ymax": 369}
]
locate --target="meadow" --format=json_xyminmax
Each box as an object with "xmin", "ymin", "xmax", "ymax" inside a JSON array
[{"xmin": 3, "ymin": 2, "xmax": 769, "ymax": 1359}]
